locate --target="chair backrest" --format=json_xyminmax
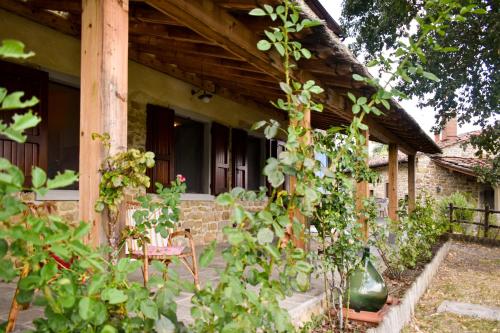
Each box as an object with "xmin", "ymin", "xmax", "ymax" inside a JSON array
[{"xmin": 125, "ymin": 202, "xmax": 173, "ymax": 254}]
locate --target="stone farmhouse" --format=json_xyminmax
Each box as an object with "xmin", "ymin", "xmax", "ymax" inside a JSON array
[{"xmin": 369, "ymin": 118, "xmax": 499, "ymax": 210}]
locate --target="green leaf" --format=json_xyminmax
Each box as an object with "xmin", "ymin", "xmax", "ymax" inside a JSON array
[
  {"xmin": 352, "ymin": 74, "xmax": 365, "ymax": 81},
  {"xmin": 79, "ymin": 297, "xmax": 93, "ymax": 320},
  {"xmin": 31, "ymin": 167, "xmax": 47, "ymax": 189},
  {"xmin": 422, "ymin": 71, "xmax": 440, "ymax": 82},
  {"xmin": 257, "ymin": 228, "xmax": 274, "ymax": 245},
  {"xmin": 140, "ymin": 299, "xmax": 159, "ymax": 320},
  {"xmin": 0, "ymin": 39, "xmax": 34, "ymax": 59},
  {"xmin": 0, "ymin": 88, "xmax": 7, "ymax": 103},
  {"xmin": 300, "ymin": 48, "xmax": 311, "ymax": 59},
  {"xmin": 199, "ymin": 241, "xmax": 216, "ymax": 268},
  {"xmin": 274, "ymin": 42, "xmax": 285, "ymax": 56},
  {"xmin": 347, "ymin": 92, "xmax": 357, "ymax": 103},
  {"xmin": 102, "ymin": 288, "xmax": 128, "ymax": 304},
  {"xmin": 155, "ymin": 315, "xmax": 175, "ymax": 333},
  {"xmin": 0, "ymin": 238, "xmax": 8, "ymax": 258},
  {"xmin": 352, "ymin": 104, "xmax": 360, "ymax": 114},
  {"xmin": 251, "ymin": 120, "xmax": 266, "ymax": 131},
  {"xmin": 46, "ymin": 170, "xmax": 78, "ymax": 190},
  {"xmin": 40, "ymin": 261, "xmax": 58, "ymax": 282},
  {"xmin": 279, "ymin": 82, "xmax": 292, "ymax": 94},
  {"xmin": 264, "ymin": 123, "xmax": 278, "ymax": 139},
  {"xmin": 216, "ymin": 193, "xmax": 233, "ymax": 206},
  {"xmin": 100, "ymin": 325, "xmax": 117, "ymax": 333},
  {"xmin": 357, "ymin": 97, "xmax": 367, "ymax": 105},
  {"xmin": 249, "ymin": 8, "xmax": 266, "ymax": 16},
  {"xmin": 9, "ymin": 111, "xmax": 41, "ymax": 131},
  {"xmin": 1, "ymin": 92, "xmax": 39, "ymax": 110},
  {"xmin": 309, "ymin": 85, "xmax": 324, "ymax": 94},
  {"xmin": 257, "ymin": 40, "xmax": 271, "ymax": 51}
]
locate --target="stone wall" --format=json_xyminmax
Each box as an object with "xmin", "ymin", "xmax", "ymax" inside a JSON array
[
  {"xmin": 370, "ymin": 141, "xmax": 484, "ymax": 205},
  {"xmin": 178, "ymin": 199, "xmax": 266, "ymax": 245},
  {"xmin": 25, "ymin": 192, "xmax": 265, "ymax": 246}
]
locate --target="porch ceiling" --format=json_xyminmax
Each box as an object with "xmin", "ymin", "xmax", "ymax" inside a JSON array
[{"xmin": 0, "ymin": 0, "xmax": 441, "ymax": 155}]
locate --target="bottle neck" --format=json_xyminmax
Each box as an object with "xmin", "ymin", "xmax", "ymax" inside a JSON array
[{"xmin": 362, "ymin": 247, "xmax": 370, "ymax": 261}]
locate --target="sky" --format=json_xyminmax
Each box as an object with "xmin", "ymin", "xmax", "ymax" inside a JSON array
[{"xmin": 318, "ymin": 0, "xmax": 480, "ymax": 137}]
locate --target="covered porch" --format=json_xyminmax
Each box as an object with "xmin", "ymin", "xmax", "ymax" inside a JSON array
[{"xmin": 0, "ymin": 0, "xmax": 440, "ymax": 248}]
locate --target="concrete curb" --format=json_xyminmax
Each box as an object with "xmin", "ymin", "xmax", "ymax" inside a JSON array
[
  {"xmin": 366, "ymin": 240, "xmax": 452, "ymax": 333},
  {"xmin": 291, "ymin": 292, "xmax": 327, "ymax": 326}
]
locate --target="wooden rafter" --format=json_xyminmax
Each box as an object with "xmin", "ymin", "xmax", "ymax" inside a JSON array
[{"xmin": 129, "ymin": 21, "xmax": 216, "ymax": 44}]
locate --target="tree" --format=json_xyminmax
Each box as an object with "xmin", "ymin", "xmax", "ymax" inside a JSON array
[{"xmin": 340, "ymin": 0, "xmax": 499, "ymax": 184}]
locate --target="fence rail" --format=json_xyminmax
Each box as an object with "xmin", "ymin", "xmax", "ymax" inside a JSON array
[{"xmin": 449, "ymin": 204, "xmax": 500, "ymax": 238}]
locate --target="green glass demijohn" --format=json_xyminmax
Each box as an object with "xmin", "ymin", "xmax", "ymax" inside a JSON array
[{"xmin": 346, "ymin": 247, "xmax": 388, "ymax": 312}]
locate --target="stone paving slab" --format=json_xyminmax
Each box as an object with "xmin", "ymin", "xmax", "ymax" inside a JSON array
[{"xmin": 437, "ymin": 300, "xmax": 500, "ymax": 321}]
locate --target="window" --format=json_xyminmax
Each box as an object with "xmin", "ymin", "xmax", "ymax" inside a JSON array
[
  {"xmin": 174, "ymin": 116, "xmax": 204, "ymax": 193},
  {"xmin": 211, "ymin": 122, "xmax": 230, "ymax": 195},
  {"xmin": 0, "ymin": 61, "xmax": 48, "ymax": 186},
  {"xmin": 47, "ymin": 82, "xmax": 80, "ymax": 189},
  {"xmin": 247, "ymin": 136, "xmax": 263, "ymax": 191},
  {"xmin": 0, "ymin": 61, "xmax": 80, "ymax": 189}
]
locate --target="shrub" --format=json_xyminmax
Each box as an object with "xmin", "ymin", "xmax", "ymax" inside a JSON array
[
  {"xmin": 437, "ymin": 191, "xmax": 476, "ymax": 234},
  {"xmin": 373, "ymin": 192, "xmax": 447, "ymax": 277}
]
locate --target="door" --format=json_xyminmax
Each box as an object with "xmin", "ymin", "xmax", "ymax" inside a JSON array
[{"xmin": 211, "ymin": 122, "xmax": 230, "ymax": 195}]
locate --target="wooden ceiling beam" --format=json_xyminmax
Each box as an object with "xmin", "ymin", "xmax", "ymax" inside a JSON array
[
  {"xmin": 145, "ymin": 0, "xmax": 285, "ymax": 80},
  {"xmin": 130, "ymin": 36, "xmax": 241, "ymax": 60},
  {"xmin": 26, "ymin": 0, "xmax": 81, "ymax": 13},
  {"xmin": 0, "ymin": 0, "xmax": 80, "ymax": 36},
  {"xmin": 129, "ymin": 22, "xmax": 216, "ymax": 44},
  {"xmin": 130, "ymin": 5, "xmax": 182, "ymax": 25},
  {"xmin": 129, "ymin": 50, "xmax": 284, "ymax": 120},
  {"xmin": 129, "ymin": 47, "xmax": 263, "ymax": 73}
]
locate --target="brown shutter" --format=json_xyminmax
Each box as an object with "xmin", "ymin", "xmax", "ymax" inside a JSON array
[
  {"xmin": 211, "ymin": 122, "xmax": 230, "ymax": 195},
  {"xmin": 0, "ymin": 61, "xmax": 48, "ymax": 186},
  {"xmin": 232, "ymin": 128, "xmax": 247, "ymax": 189},
  {"xmin": 146, "ymin": 104, "xmax": 174, "ymax": 192}
]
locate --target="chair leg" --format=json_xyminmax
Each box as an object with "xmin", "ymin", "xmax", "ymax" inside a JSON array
[
  {"xmin": 189, "ymin": 238, "xmax": 200, "ymax": 290},
  {"xmin": 6, "ymin": 264, "xmax": 30, "ymax": 333},
  {"xmin": 142, "ymin": 244, "xmax": 149, "ymax": 287}
]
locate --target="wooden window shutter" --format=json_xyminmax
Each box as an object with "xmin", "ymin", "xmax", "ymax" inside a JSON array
[
  {"xmin": 146, "ymin": 104, "xmax": 174, "ymax": 192},
  {"xmin": 232, "ymin": 128, "xmax": 248, "ymax": 189},
  {"xmin": 211, "ymin": 122, "xmax": 230, "ymax": 195},
  {"xmin": 0, "ymin": 61, "xmax": 48, "ymax": 186}
]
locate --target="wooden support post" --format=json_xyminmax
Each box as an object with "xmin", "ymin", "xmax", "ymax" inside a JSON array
[
  {"xmin": 356, "ymin": 129, "xmax": 369, "ymax": 241},
  {"xmin": 407, "ymin": 154, "xmax": 416, "ymax": 213},
  {"xmin": 80, "ymin": 0, "xmax": 129, "ymax": 246},
  {"xmin": 388, "ymin": 144, "xmax": 399, "ymax": 221}
]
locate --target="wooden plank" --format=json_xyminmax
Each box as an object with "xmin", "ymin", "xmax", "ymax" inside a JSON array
[
  {"xmin": 388, "ymin": 144, "xmax": 399, "ymax": 221},
  {"xmin": 356, "ymin": 129, "xmax": 369, "ymax": 240},
  {"xmin": 408, "ymin": 154, "xmax": 416, "ymax": 213},
  {"xmin": 130, "ymin": 36, "xmax": 241, "ymax": 59},
  {"xmin": 145, "ymin": 0, "xmax": 284, "ymax": 80},
  {"xmin": 0, "ymin": 0, "xmax": 80, "ymax": 36},
  {"xmin": 129, "ymin": 21, "xmax": 215, "ymax": 44},
  {"xmin": 80, "ymin": 0, "xmax": 129, "ymax": 246},
  {"xmin": 28, "ymin": 0, "xmax": 81, "ymax": 12}
]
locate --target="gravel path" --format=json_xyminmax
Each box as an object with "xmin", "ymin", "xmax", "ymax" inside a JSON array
[{"xmin": 403, "ymin": 241, "xmax": 500, "ymax": 333}]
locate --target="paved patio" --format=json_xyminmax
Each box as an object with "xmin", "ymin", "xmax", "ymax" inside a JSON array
[{"xmin": 0, "ymin": 245, "xmax": 326, "ymax": 332}]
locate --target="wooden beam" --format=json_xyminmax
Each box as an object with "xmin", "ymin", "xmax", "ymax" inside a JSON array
[
  {"xmin": 129, "ymin": 21, "xmax": 216, "ymax": 44},
  {"xmin": 145, "ymin": 0, "xmax": 284, "ymax": 80},
  {"xmin": 130, "ymin": 35, "xmax": 241, "ymax": 60},
  {"xmin": 27, "ymin": 0, "xmax": 81, "ymax": 12},
  {"xmin": 129, "ymin": 50, "xmax": 283, "ymax": 120},
  {"xmin": 80, "ymin": 0, "xmax": 129, "ymax": 246},
  {"xmin": 0, "ymin": 0, "xmax": 80, "ymax": 36},
  {"xmin": 408, "ymin": 154, "xmax": 416, "ymax": 213},
  {"xmin": 356, "ymin": 129, "xmax": 369, "ymax": 241},
  {"xmin": 130, "ymin": 47, "xmax": 263, "ymax": 73},
  {"xmin": 130, "ymin": 5, "xmax": 182, "ymax": 25},
  {"xmin": 388, "ymin": 144, "xmax": 399, "ymax": 221}
]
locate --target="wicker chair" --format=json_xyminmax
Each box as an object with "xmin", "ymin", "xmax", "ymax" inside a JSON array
[{"xmin": 124, "ymin": 202, "xmax": 200, "ymax": 289}]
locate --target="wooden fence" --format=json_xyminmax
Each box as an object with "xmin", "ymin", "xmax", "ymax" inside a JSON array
[{"xmin": 449, "ymin": 204, "xmax": 500, "ymax": 238}]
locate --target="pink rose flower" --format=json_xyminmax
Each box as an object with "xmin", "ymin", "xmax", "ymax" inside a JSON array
[{"xmin": 176, "ymin": 174, "xmax": 186, "ymax": 183}]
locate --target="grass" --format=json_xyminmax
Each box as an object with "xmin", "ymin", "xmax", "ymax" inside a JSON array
[{"xmin": 403, "ymin": 241, "xmax": 500, "ymax": 332}]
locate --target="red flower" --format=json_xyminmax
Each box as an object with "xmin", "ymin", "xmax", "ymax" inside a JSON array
[{"xmin": 176, "ymin": 174, "xmax": 186, "ymax": 183}]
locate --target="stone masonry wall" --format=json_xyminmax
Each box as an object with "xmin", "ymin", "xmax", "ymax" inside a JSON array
[{"xmin": 370, "ymin": 145, "xmax": 483, "ymax": 205}]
